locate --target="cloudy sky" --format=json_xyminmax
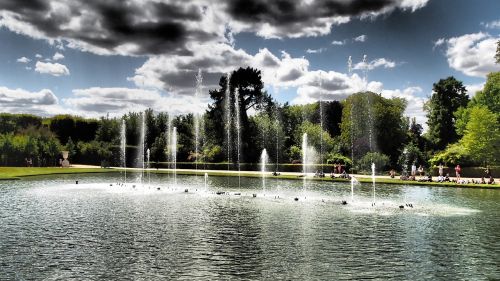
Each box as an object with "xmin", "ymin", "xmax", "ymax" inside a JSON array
[{"xmin": 0, "ymin": 0, "xmax": 499, "ymax": 126}]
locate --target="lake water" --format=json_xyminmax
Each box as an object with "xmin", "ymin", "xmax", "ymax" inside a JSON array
[{"xmin": 0, "ymin": 173, "xmax": 498, "ymax": 280}]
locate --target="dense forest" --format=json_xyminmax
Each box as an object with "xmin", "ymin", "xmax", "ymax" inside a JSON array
[{"xmin": 1, "ymin": 67, "xmax": 499, "ymax": 173}]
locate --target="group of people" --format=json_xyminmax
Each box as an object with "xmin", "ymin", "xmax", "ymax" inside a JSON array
[{"xmin": 396, "ymin": 163, "xmax": 497, "ymax": 185}]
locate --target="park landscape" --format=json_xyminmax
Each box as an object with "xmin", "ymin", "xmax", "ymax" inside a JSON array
[{"xmin": 0, "ymin": 0, "xmax": 499, "ymax": 280}]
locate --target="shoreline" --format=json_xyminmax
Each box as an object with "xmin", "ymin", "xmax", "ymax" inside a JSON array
[{"xmin": 0, "ymin": 166, "xmax": 498, "ymax": 190}]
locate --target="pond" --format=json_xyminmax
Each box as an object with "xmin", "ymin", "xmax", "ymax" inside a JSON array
[{"xmin": 0, "ymin": 173, "xmax": 498, "ymax": 280}]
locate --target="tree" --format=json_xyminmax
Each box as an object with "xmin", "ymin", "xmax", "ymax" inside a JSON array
[
  {"xmin": 206, "ymin": 67, "xmax": 273, "ymax": 163},
  {"xmin": 460, "ymin": 106, "xmax": 500, "ymax": 164},
  {"xmin": 340, "ymin": 92, "xmax": 407, "ymax": 166},
  {"xmin": 425, "ymin": 77, "xmax": 469, "ymax": 150},
  {"xmin": 496, "ymin": 40, "xmax": 500, "ymax": 64},
  {"xmin": 471, "ymin": 72, "xmax": 500, "ymax": 116}
]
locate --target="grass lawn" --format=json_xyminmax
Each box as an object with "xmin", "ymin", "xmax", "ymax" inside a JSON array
[
  {"xmin": 0, "ymin": 167, "xmax": 498, "ymax": 189},
  {"xmin": 0, "ymin": 167, "xmax": 116, "ymax": 180}
]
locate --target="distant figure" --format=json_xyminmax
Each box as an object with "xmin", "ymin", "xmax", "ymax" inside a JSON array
[
  {"xmin": 411, "ymin": 163, "xmax": 417, "ymax": 177},
  {"xmin": 488, "ymin": 176, "xmax": 495, "ymax": 184},
  {"xmin": 455, "ymin": 164, "xmax": 462, "ymax": 181},
  {"xmin": 481, "ymin": 177, "xmax": 486, "ymax": 184},
  {"xmin": 389, "ymin": 169, "xmax": 395, "ymax": 178},
  {"xmin": 485, "ymin": 167, "xmax": 492, "ymax": 178},
  {"xmin": 438, "ymin": 163, "xmax": 444, "ymax": 177},
  {"xmin": 418, "ymin": 165, "xmax": 424, "ymax": 177}
]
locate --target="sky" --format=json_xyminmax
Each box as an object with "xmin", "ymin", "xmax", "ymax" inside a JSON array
[{"xmin": 0, "ymin": 0, "xmax": 499, "ymax": 127}]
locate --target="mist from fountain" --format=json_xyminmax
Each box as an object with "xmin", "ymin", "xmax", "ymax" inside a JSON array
[
  {"xmin": 138, "ymin": 113, "xmax": 146, "ymax": 186},
  {"xmin": 372, "ymin": 162, "xmax": 376, "ymax": 206},
  {"xmin": 120, "ymin": 119, "xmax": 126, "ymax": 184},
  {"xmin": 194, "ymin": 69, "xmax": 203, "ymax": 174},
  {"xmin": 348, "ymin": 56, "xmax": 355, "ymax": 202},
  {"xmin": 166, "ymin": 113, "xmax": 172, "ymax": 182},
  {"xmin": 261, "ymin": 149, "xmax": 268, "ymax": 194},
  {"xmin": 302, "ymin": 133, "xmax": 308, "ymax": 194},
  {"xmin": 319, "ymin": 75, "xmax": 324, "ymax": 173},
  {"xmin": 224, "ymin": 73, "xmax": 232, "ymax": 172},
  {"xmin": 234, "ymin": 88, "xmax": 241, "ymax": 188},
  {"xmin": 147, "ymin": 148, "xmax": 151, "ymax": 188},
  {"xmin": 172, "ymin": 127, "xmax": 177, "ymax": 186},
  {"xmin": 204, "ymin": 172, "xmax": 208, "ymax": 191}
]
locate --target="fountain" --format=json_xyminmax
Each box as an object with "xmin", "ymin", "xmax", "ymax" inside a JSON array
[
  {"xmin": 172, "ymin": 127, "xmax": 177, "ymax": 186},
  {"xmin": 224, "ymin": 73, "xmax": 232, "ymax": 173},
  {"xmin": 146, "ymin": 148, "xmax": 151, "ymax": 188},
  {"xmin": 302, "ymin": 133, "xmax": 308, "ymax": 195},
  {"xmin": 319, "ymin": 74, "xmax": 324, "ymax": 173},
  {"xmin": 234, "ymin": 88, "xmax": 241, "ymax": 188},
  {"xmin": 372, "ymin": 162, "xmax": 376, "ymax": 206},
  {"xmin": 194, "ymin": 69, "xmax": 203, "ymax": 174},
  {"xmin": 120, "ymin": 119, "xmax": 126, "ymax": 184},
  {"xmin": 261, "ymin": 149, "xmax": 268, "ymax": 194},
  {"xmin": 166, "ymin": 113, "xmax": 172, "ymax": 182},
  {"xmin": 348, "ymin": 56, "xmax": 355, "ymax": 202},
  {"xmin": 138, "ymin": 113, "xmax": 146, "ymax": 186},
  {"xmin": 204, "ymin": 172, "xmax": 208, "ymax": 191}
]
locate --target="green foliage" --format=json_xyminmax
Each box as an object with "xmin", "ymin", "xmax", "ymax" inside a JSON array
[
  {"xmin": 460, "ymin": 105, "xmax": 500, "ymax": 164},
  {"xmin": 398, "ymin": 142, "xmax": 426, "ymax": 171},
  {"xmin": 0, "ymin": 126, "xmax": 61, "ymax": 166},
  {"xmin": 0, "ymin": 113, "xmax": 42, "ymax": 134},
  {"xmin": 357, "ymin": 152, "xmax": 390, "ymax": 173},
  {"xmin": 49, "ymin": 115, "xmax": 98, "ymax": 144},
  {"xmin": 429, "ymin": 142, "xmax": 472, "ymax": 167},
  {"xmin": 95, "ymin": 115, "xmax": 120, "ymax": 144},
  {"xmin": 288, "ymin": 145, "xmax": 301, "ymax": 162},
  {"xmin": 296, "ymin": 121, "xmax": 334, "ymax": 163},
  {"xmin": 425, "ymin": 77, "xmax": 469, "ymax": 150},
  {"xmin": 203, "ymin": 145, "xmax": 223, "ymax": 162},
  {"xmin": 326, "ymin": 152, "xmax": 352, "ymax": 170},
  {"xmin": 496, "ymin": 40, "xmax": 500, "ymax": 64},
  {"xmin": 471, "ymin": 72, "xmax": 500, "ymax": 116},
  {"xmin": 340, "ymin": 92, "xmax": 408, "ymax": 166},
  {"xmin": 454, "ymin": 106, "xmax": 471, "ymax": 137},
  {"xmin": 206, "ymin": 67, "xmax": 274, "ymax": 163}
]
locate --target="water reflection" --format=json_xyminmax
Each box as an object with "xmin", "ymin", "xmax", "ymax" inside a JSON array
[{"xmin": 0, "ymin": 174, "xmax": 498, "ymax": 280}]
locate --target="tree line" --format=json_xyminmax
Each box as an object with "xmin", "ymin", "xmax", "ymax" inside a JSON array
[{"xmin": 1, "ymin": 67, "xmax": 499, "ymax": 172}]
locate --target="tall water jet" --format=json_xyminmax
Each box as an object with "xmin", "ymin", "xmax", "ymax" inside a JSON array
[
  {"xmin": 147, "ymin": 148, "xmax": 151, "ymax": 188},
  {"xmin": 319, "ymin": 75, "xmax": 324, "ymax": 173},
  {"xmin": 372, "ymin": 162, "xmax": 376, "ymax": 206},
  {"xmin": 204, "ymin": 172, "xmax": 208, "ymax": 191},
  {"xmin": 348, "ymin": 56, "xmax": 355, "ymax": 202},
  {"xmin": 261, "ymin": 149, "xmax": 268, "ymax": 194},
  {"xmin": 224, "ymin": 73, "xmax": 232, "ymax": 172},
  {"xmin": 234, "ymin": 88, "xmax": 241, "ymax": 188},
  {"xmin": 138, "ymin": 113, "xmax": 146, "ymax": 186},
  {"xmin": 194, "ymin": 69, "xmax": 203, "ymax": 173},
  {"xmin": 302, "ymin": 133, "xmax": 308, "ymax": 193},
  {"xmin": 120, "ymin": 119, "xmax": 126, "ymax": 184},
  {"xmin": 172, "ymin": 127, "xmax": 177, "ymax": 186},
  {"xmin": 166, "ymin": 113, "xmax": 172, "ymax": 181}
]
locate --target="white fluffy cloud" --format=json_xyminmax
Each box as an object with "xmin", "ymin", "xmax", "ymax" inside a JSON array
[
  {"xmin": 64, "ymin": 87, "xmax": 206, "ymax": 116},
  {"xmin": 443, "ymin": 32, "xmax": 500, "ymax": 77},
  {"xmin": 331, "ymin": 40, "xmax": 345, "ymax": 45},
  {"xmin": 354, "ymin": 34, "xmax": 367, "ymax": 42},
  {"xmin": 52, "ymin": 52, "xmax": 64, "ymax": 61},
  {"xmin": 16, "ymin": 56, "xmax": 30, "ymax": 63},
  {"xmin": 481, "ymin": 20, "xmax": 500, "ymax": 29},
  {"xmin": 353, "ymin": 58, "xmax": 396, "ymax": 70},
  {"xmin": 35, "ymin": 61, "xmax": 70, "ymax": 76},
  {"xmin": 0, "ymin": 87, "xmax": 64, "ymax": 115}
]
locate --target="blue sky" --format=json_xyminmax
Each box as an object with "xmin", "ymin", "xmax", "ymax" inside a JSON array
[{"xmin": 0, "ymin": 0, "xmax": 499, "ymax": 125}]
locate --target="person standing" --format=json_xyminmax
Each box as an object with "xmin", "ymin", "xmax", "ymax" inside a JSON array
[
  {"xmin": 439, "ymin": 163, "xmax": 444, "ymax": 177},
  {"xmin": 455, "ymin": 164, "xmax": 462, "ymax": 182},
  {"xmin": 418, "ymin": 165, "xmax": 424, "ymax": 177},
  {"xmin": 411, "ymin": 163, "xmax": 417, "ymax": 179}
]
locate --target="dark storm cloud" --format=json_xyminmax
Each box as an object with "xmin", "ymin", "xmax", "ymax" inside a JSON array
[
  {"xmin": 0, "ymin": 0, "xmax": 428, "ymax": 55},
  {"xmin": 0, "ymin": 0, "xmax": 211, "ymax": 55},
  {"xmin": 227, "ymin": 0, "xmax": 398, "ymax": 26}
]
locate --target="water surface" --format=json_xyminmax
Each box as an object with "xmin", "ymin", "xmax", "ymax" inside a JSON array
[{"xmin": 0, "ymin": 174, "xmax": 498, "ymax": 280}]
